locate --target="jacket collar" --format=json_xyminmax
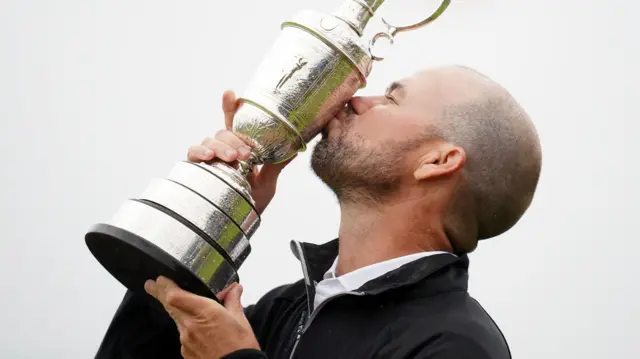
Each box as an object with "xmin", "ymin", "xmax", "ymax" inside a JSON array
[
  {"xmin": 289, "ymin": 239, "xmax": 340, "ymax": 284},
  {"xmin": 289, "ymin": 239, "xmax": 469, "ymax": 312}
]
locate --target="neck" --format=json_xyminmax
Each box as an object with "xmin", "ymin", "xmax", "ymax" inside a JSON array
[{"xmin": 335, "ymin": 195, "xmax": 453, "ymax": 276}]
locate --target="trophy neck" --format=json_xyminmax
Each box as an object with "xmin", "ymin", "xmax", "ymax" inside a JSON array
[{"xmin": 333, "ymin": 0, "xmax": 385, "ymax": 35}]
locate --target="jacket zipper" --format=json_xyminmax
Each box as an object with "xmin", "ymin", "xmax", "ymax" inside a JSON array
[
  {"xmin": 287, "ymin": 291, "xmax": 365, "ymax": 359},
  {"xmin": 286, "ymin": 307, "xmax": 307, "ymax": 358},
  {"xmin": 288, "ymin": 240, "xmax": 365, "ymax": 359},
  {"xmin": 286, "ymin": 241, "xmax": 459, "ymax": 358}
]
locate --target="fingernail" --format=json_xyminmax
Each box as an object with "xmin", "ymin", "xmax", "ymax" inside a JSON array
[
  {"xmin": 202, "ymin": 148, "xmax": 214, "ymax": 157},
  {"xmin": 225, "ymin": 149, "xmax": 237, "ymax": 158},
  {"xmin": 238, "ymin": 146, "xmax": 251, "ymax": 158},
  {"xmin": 144, "ymin": 280, "xmax": 154, "ymax": 293}
]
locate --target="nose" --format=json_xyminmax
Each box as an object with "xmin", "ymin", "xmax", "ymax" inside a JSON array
[{"xmin": 349, "ymin": 95, "xmax": 388, "ymax": 115}]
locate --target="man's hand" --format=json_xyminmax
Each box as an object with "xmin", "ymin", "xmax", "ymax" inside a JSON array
[
  {"xmin": 144, "ymin": 276, "xmax": 261, "ymax": 359},
  {"xmin": 187, "ymin": 90, "xmax": 295, "ymax": 214}
]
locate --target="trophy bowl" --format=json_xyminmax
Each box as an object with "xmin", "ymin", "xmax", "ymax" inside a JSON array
[{"xmin": 85, "ymin": 0, "xmax": 451, "ymax": 302}]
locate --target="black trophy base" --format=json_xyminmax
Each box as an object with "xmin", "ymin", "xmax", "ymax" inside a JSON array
[{"xmin": 85, "ymin": 223, "xmax": 220, "ymax": 309}]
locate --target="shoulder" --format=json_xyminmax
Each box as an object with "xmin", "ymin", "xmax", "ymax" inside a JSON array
[
  {"xmin": 384, "ymin": 293, "xmax": 511, "ymax": 359},
  {"xmin": 413, "ymin": 331, "xmax": 510, "ymax": 359}
]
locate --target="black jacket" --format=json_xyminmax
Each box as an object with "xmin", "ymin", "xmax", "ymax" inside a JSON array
[{"xmin": 94, "ymin": 239, "xmax": 512, "ymax": 359}]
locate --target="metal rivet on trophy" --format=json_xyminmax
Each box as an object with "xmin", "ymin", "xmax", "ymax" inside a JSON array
[{"xmin": 85, "ymin": 0, "xmax": 452, "ymax": 303}]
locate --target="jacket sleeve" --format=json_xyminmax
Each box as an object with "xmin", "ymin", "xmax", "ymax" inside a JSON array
[
  {"xmin": 93, "ymin": 283, "xmax": 291, "ymax": 359},
  {"xmin": 219, "ymin": 283, "xmax": 294, "ymax": 359},
  {"xmin": 93, "ymin": 290, "xmax": 182, "ymax": 359}
]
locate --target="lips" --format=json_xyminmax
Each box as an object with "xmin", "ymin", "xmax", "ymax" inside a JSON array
[
  {"xmin": 321, "ymin": 122, "xmax": 331, "ymax": 138},
  {"xmin": 322, "ymin": 102, "xmax": 355, "ymax": 137},
  {"xmin": 335, "ymin": 102, "xmax": 355, "ymax": 122}
]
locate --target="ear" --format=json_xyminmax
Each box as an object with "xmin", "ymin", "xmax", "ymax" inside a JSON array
[{"xmin": 414, "ymin": 145, "xmax": 466, "ymax": 181}]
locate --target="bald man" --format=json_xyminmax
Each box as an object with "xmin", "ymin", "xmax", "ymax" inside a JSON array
[{"xmin": 94, "ymin": 66, "xmax": 542, "ymax": 359}]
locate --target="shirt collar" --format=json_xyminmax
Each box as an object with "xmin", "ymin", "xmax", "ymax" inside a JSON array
[
  {"xmin": 290, "ymin": 238, "xmax": 468, "ymax": 313},
  {"xmin": 321, "ymin": 251, "xmax": 455, "ymax": 291}
]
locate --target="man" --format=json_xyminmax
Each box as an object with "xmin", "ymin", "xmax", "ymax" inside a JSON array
[{"xmin": 94, "ymin": 65, "xmax": 542, "ymax": 359}]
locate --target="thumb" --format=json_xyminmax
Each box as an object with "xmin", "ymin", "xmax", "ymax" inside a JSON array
[
  {"xmin": 223, "ymin": 283, "xmax": 245, "ymax": 315},
  {"xmin": 222, "ymin": 90, "xmax": 239, "ymax": 130}
]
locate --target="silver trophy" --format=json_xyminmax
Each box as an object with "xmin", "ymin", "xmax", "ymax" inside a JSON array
[{"xmin": 85, "ymin": 0, "xmax": 451, "ymax": 301}]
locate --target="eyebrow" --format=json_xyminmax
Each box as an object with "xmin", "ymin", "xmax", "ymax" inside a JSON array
[{"xmin": 386, "ymin": 81, "xmax": 405, "ymax": 98}]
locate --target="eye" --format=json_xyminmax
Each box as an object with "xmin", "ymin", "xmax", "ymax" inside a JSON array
[
  {"xmin": 385, "ymin": 93, "xmax": 398, "ymax": 105},
  {"xmin": 384, "ymin": 81, "xmax": 404, "ymax": 105}
]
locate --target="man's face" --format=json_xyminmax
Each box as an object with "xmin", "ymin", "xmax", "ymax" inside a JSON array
[{"xmin": 311, "ymin": 72, "xmax": 443, "ymax": 203}]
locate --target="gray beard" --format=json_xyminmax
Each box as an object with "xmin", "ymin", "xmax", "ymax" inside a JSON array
[{"xmin": 310, "ymin": 123, "xmax": 406, "ymax": 205}]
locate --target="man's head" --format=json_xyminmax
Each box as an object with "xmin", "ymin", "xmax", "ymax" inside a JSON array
[{"xmin": 310, "ymin": 65, "xmax": 542, "ymax": 253}]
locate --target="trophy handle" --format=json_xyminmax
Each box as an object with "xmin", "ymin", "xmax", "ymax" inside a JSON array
[{"xmin": 368, "ymin": 0, "xmax": 451, "ymax": 61}]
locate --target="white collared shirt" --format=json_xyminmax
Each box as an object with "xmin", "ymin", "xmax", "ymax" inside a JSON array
[{"xmin": 313, "ymin": 251, "xmax": 455, "ymax": 311}]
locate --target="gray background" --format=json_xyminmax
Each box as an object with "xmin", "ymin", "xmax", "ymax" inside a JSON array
[{"xmin": 1, "ymin": 0, "xmax": 638, "ymax": 358}]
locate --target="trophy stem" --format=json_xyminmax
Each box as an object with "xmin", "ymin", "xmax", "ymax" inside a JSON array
[
  {"xmin": 85, "ymin": 0, "xmax": 453, "ymax": 302},
  {"xmin": 237, "ymin": 152, "xmax": 262, "ymax": 177}
]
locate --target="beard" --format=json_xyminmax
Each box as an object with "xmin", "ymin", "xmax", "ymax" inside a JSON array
[{"xmin": 310, "ymin": 113, "xmax": 409, "ymax": 205}]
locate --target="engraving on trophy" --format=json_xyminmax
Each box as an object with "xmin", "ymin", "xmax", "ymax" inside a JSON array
[
  {"xmin": 276, "ymin": 55, "xmax": 308, "ymax": 90},
  {"xmin": 321, "ymin": 16, "xmax": 339, "ymax": 31},
  {"xmin": 84, "ymin": 0, "xmax": 452, "ymax": 301}
]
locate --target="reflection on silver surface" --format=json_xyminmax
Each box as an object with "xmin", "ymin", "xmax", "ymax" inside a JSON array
[
  {"xmin": 86, "ymin": 0, "xmax": 452, "ymax": 297},
  {"xmin": 108, "ymin": 200, "xmax": 239, "ymax": 294},
  {"xmin": 198, "ymin": 161, "xmax": 254, "ymax": 201},
  {"xmin": 235, "ymin": 10, "xmax": 373, "ymax": 164},
  {"xmin": 334, "ymin": 0, "xmax": 379, "ymax": 35},
  {"xmin": 138, "ymin": 178, "xmax": 251, "ymax": 268},
  {"xmin": 166, "ymin": 161, "xmax": 260, "ymax": 238}
]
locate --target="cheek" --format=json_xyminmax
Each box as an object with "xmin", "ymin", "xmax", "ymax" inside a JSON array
[{"xmin": 351, "ymin": 109, "xmax": 414, "ymax": 144}]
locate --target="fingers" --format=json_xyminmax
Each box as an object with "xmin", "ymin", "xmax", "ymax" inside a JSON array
[
  {"xmin": 205, "ymin": 131, "xmax": 248, "ymax": 156},
  {"xmin": 222, "ymin": 90, "xmax": 239, "ymax": 130},
  {"xmin": 186, "ymin": 145, "xmax": 214, "ymax": 162},
  {"xmin": 144, "ymin": 276, "xmax": 180, "ymax": 312},
  {"xmin": 203, "ymin": 131, "xmax": 252, "ymax": 161},
  {"xmin": 222, "ymin": 283, "xmax": 244, "ymax": 316},
  {"xmin": 145, "ymin": 276, "xmax": 219, "ymax": 317},
  {"xmin": 216, "ymin": 282, "xmax": 239, "ymax": 303},
  {"xmin": 187, "ymin": 131, "xmax": 252, "ymax": 163},
  {"xmin": 186, "ymin": 89, "xmax": 245, "ymax": 164},
  {"xmin": 144, "ymin": 277, "xmax": 187, "ymax": 323}
]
